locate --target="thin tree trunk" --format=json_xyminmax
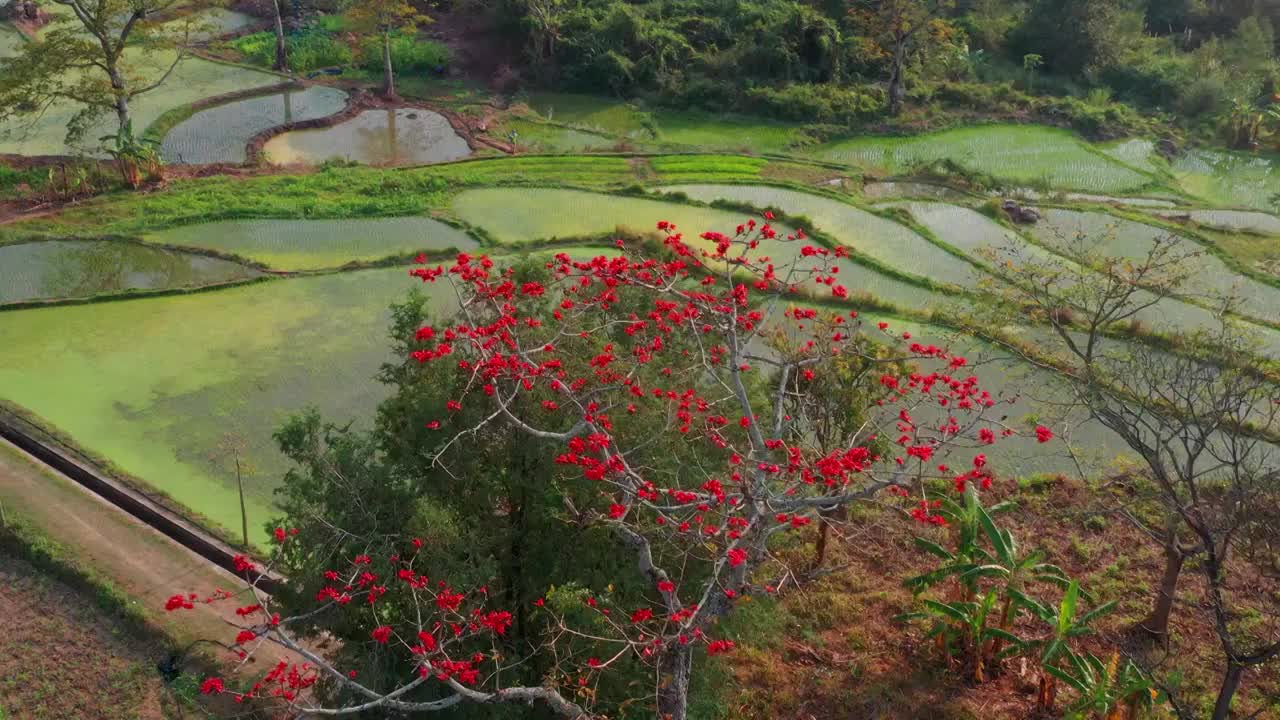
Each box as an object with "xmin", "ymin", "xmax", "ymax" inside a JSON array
[
  {"xmin": 381, "ymin": 30, "xmax": 396, "ymax": 99},
  {"xmin": 235, "ymin": 456, "xmax": 249, "ymax": 548},
  {"xmin": 108, "ymin": 67, "xmax": 131, "ymax": 131},
  {"xmin": 888, "ymin": 38, "xmax": 907, "ymax": 116},
  {"xmin": 271, "ymin": 0, "xmax": 288, "ymax": 72},
  {"xmin": 656, "ymin": 644, "xmax": 691, "ymax": 720},
  {"xmin": 1211, "ymin": 662, "xmax": 1245, "ymax": 720},
  {"xmin": 1140, "ymin": 542, "xmax": 1184, "ymax": 640}
]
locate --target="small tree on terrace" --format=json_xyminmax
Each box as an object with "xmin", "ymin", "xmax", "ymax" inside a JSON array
[
  {"xmin": 174, "ymin": 217, "xmax": 1026, "ymax": 718},
  {"xmin": 986, "ymin": 230, "xmax": 1280, "ymax": 718},
  {"xmin": 0, "ymin": 0, "xmax": 201, "ymax": 147},
  {"xmin": 849, "ymin": 0, "xmax": 956, "ymax": 115},
  {"xmin": 345, "ymin": 0, "xmax": 426, "ymax": 99}
]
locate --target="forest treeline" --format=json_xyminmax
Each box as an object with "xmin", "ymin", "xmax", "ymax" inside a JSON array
[{"xmin": 449, "ymin": 0, "xmax": 1280, "ymax": 140}]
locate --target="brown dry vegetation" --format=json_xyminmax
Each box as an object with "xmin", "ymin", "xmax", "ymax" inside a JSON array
[
  {"xmin": 0, "ymin": 551, "xmax": 173, "ymax": 720},
  {"xmin": 705, "ymin": 476, "xmax": 1280, "ymax": 720}
]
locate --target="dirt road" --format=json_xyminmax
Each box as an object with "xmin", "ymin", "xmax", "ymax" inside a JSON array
[{"xmin": 0, "ymin": 438, "xmax": 291, "ymax": 666}]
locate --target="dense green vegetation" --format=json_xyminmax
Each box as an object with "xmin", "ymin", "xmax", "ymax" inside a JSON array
[{"xmin": 480, "ymin": 0, "xmax": 1280, "ymax": 144}]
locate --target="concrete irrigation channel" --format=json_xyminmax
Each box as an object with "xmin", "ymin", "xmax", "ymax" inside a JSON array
[{"xmin": 0, "ymin": 409, "xmax": 284, "ymax": 595}]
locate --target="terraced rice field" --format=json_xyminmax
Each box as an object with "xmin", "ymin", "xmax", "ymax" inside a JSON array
[
  {"xmin": 663, "ymin": 184, "xmax": 984, "ymax": 288},
  {"xmin": 1173, "ymin": 149, "xmax": 1280, "ymax": 209},
  {"xmin": 526, "ymin": 92, "xmax": 803, "ymax": 153},
  {"xmin": 862, "ymin": 182, "xmax": 971, "ymax": 201},
  {"xmin": 1028, "ymin": 209, "xmax": 1280, "ymax": 326},
  {"xmin": 1158, "ymin": 209, "xmax": 1280, "ymax": 235},
  {"xmin": 161, "ymin": 86, "xmax": 349, "ymax": 164},
  {"xmin": 883, "ymin": 202, "xmax": 1277, "ymax": 348},
  {"xmin": 0, "ymin": 267, "xmax": 455, "ymax": 541},
  {"xmin": 814, "ymin": 125, "xmax": 1154, "ymax": 193},
  {"xmin": 497, "ymin": 118, "xmax": 616, "ymax": 153},
  {"xmin": 451, "ymin": 188, "xmax": 768, "ymax": 244},
  {"xmin": 1101, "ymin": 138, "xmax": 1162, "ymax": 174},
  {"xmin": 263, "ymin": 108, "xmax": 472, "ymax": 166},
  {"xmin": 0, "ymin": 239, "xmax": 259, "ymax": 304},
  {"xmin": 147, "ymin": 216, "xmax": 476, "ymax": 270},
  {"xmin": 0, "ymin": 52, "xmax": 282, "ymax": 156}
]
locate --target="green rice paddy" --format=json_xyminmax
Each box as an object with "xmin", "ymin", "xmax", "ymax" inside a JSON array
[
  {"xmin": 887, "ymin": 202, "xmax": 1280, "ymax": 349},
  {"xmin": 526, "ymin": 92, "xmax": 803, "ymax": 153},
  {"xmin": 146, "ymin": 216, "xmax": 476, "ymax": 270},
  {"xmin": 1161, "ymin": 209, "xmax": 1280, "ymax": 235},
  {"xmin": 451, "ymin": 187, "xmax": 769, "ymax": 244},
  {"xmin": 813, "ymin": 125, "xmax": 1154, "ymax": 193},
  {"xmin": 0, "ymin": 239, "xmax": 259, "ymax": 304},
  {"xmin": 664, "ymin": 184, "xmax": 983, "ymax": 288},
  {"xmin": 1028, "ymin": 208, "xmax": 1280, "ymax": 326},
  {"xmin": 0, "ymin": 267, "xmax": 455, "ymax": 541},
  {"xmin": 1172, "ymin": 149, "xmax": 1280, "ymax": 210}
]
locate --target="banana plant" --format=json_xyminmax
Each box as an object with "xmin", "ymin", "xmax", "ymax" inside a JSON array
[
  {"xmin": 99, "ymin": 120, "xmax": 162, "ymax": 189},
  {"xmin": 908, "ymin": 490, "xmax": 1067, "ymax": 661},
  {"xmin": 899, "ymin": 589, "xmax": 1024, "ymax": 683},
  {"xmin": 1011, "ymin": 580, "xmax": 1118, "ymax": 712},
  {"xmin": 1045, "ymin": 651, "xmax": 1159, "ymax": 720},
  {"xmin": 906, "ymin": 487, "xmax": 1018, "ymax": 601}
]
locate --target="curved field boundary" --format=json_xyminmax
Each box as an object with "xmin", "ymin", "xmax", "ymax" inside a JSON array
[
  {"xmin": 0, "ymin": 408, "xmax": 284, "ymax": 594},
  {"xmin": 245, "ymin": 94, "xmax": 484, "ymax": 164}
]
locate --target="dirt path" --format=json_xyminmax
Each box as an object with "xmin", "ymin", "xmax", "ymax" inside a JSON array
[{"xmin": 0, "ymin": 438, "xmax": 292, "ymax": 667}]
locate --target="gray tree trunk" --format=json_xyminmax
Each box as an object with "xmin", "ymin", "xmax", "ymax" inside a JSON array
[
  {"xmin": 657, "ymin": 644, "xmax": 691, "ymax": 720},
  {"xmin": 271, "ymin": 0, "xmax": 288, "ymax": 72},
  {"xmin": 109, "ymin": 66, "xmax": 131, "ymax": 131},
  {"xmin": 888, "ymin": 37, "xmax": 907, "ymax": 115},
  {"xmin": 381, "ymin": 30, "xmax": 396, "ymax": 99}
]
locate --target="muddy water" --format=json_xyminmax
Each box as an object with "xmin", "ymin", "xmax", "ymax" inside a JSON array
[
  {"xmin": 161, "ymin": 86, "xmax": 348, "ymax": 164},
  {"xmin": 261, "ymin": 108, "xmax": 472, "ymax": 166}
]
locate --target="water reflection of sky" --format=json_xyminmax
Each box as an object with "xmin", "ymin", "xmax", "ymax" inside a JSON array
[{"xmin": 0, "ymin": 240, "xmax": 258, "ymax": 303}]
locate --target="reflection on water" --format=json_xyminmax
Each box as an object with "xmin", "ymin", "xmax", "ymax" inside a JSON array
[
  {"xmin": 0, "ymin": 240, "xmax": 259, "ymax": 303},
  {"xmin": 161, "ymin": 86, "xmax": 349, "ymax": 164},
  {"xmin": 262, "ymin": 108, "xmax": 472, "ymax": 166}
]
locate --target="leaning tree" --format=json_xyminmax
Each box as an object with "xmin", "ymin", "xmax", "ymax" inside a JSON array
[{"xmin": 173, "ymin": 215, "xmax": 1028, "ymax": 718}]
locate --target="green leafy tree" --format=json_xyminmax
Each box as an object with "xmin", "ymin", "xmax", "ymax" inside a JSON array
[
  {"xmin": 345, "ymin": 0, "xmax": 427, "ymax": 98},
  {"xmin": 0, "ymin": 0, "xmax": 202, "ymax": 146},
  {"xmin": 1015, "ymin": 0, "xmax": 1146, "ymax": 76}
]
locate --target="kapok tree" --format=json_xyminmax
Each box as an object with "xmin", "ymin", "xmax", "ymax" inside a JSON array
[
  {"xmin": 849, "ymin": 0, "xmax": 956, "ymax": 115},
  {"xmin": 174, "ymin": 215, "xmax": 1028, "ymax": 719}
]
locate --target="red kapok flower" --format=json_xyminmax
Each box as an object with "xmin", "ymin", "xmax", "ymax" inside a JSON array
[
  {"xmin": 201, "ymin": 677, "xmax": 225, "ymax": 695},
  {"xmin": 371, "ymin": 626, "xmax": 393, "ymax": 644},
  {"xmin": 1035, "ymin": 425, "xmax": 1055, "ymax": 443}
]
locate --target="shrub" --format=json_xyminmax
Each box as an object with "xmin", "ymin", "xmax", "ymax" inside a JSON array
[
  {"xmin": 229, "ymin": 28, "xmax": 353, "ymax": 72},
  {"xmin": 358, "ymin": 33, "xmax": 450, "ymax": 74},
  {"xmin": 743, "ymin": 83, "xmax": 885, "ymax": 124}
]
